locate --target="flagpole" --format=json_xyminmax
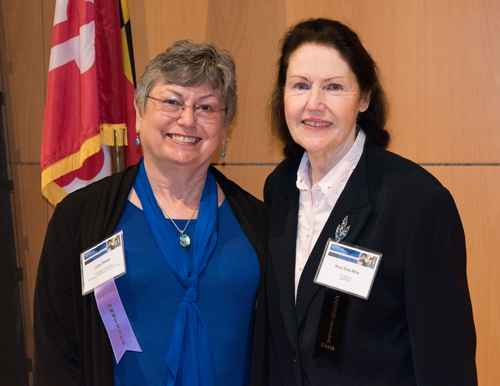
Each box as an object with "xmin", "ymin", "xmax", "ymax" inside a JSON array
[{"xmin": 111, "ymin": 129, "xmax": 125, "ymax": 173}]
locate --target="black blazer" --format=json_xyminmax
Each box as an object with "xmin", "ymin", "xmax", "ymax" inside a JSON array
[{"xmin": 264, "ymin": 138, "xmax": 477, "ymax": 386}]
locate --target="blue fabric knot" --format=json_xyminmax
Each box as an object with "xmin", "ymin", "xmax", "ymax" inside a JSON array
[
  {"xmin": 183, "ymin": 287, "xmax": 197, "ymax": 303},
  {"xmin": 187, "ymin": 274, "xmax": 198, "ymax": 287}
]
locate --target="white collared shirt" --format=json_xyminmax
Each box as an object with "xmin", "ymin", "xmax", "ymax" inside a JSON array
[{"xmin": 294, "ymin": 130, "xmax": 366, "ymax": 300}]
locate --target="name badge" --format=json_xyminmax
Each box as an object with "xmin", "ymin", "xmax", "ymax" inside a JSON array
[
  {"xmin": 314, "ymin": 239, "xmax": 382, "ymax": 299},
  {"xmin": 80, "ymin": 231, "xmax": 126, "ymax": 295}
]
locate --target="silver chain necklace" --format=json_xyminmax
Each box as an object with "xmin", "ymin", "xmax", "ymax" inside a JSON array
[{"xmin": 156, "ymin": 198, "xmax": 199, "ymax": 249}]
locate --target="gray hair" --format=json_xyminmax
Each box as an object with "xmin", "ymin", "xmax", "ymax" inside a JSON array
[{"xmin": 135, "ymin": 40, "xmax": 237, "ymax": 125}]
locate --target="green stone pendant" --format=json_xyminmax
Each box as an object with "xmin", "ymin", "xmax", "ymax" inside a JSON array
[{"xmin": 179, "ymin": 233, "xmax": 191, "ymax": 249}]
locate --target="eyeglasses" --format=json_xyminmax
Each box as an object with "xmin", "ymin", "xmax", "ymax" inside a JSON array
[{"xmin": 147, "ymin": 95, "xmax": 226, "ymax": 121}]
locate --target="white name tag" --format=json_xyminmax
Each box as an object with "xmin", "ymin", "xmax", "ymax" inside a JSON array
[
  {"xmin": 80, "ymin": 231, "xmax": 126, "ymax": 295},
  {"xmin": 314, "ymin": 239, "xmax": 382, "ymax": 299}
]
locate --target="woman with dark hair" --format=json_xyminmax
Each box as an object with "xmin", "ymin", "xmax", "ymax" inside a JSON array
[
  {"xmin": 34, "ymin": 41, "xmax": 268, "ymax": 386},
  {"xmin": 265, "ymin": 18, "xmax": 476, "ymax": 385}
]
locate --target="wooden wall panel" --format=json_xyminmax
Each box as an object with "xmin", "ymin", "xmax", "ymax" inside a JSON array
[
  {"xmin": 10, "ymin": 165, "xmax": 51, "ymax": 383},
  {"xmin": 212, "ymin": 164, "xmax": 276, "ymax": 200},
  {"xmin": 205, "ymin": 0, "xmax": 285, "ymax": 163},
  {"xmin": 0, "ymin": 0, "xmax": 498, "ymax": 384},
  {"xmin": 129, "ymin": 0, "xmax": 210, "ymax": 79},
  {"xmin": 0, "ymin": 0, "xmax": 47, "ymax": 163},
  {"xmin": 0, "ymin": 2, "xmax": 54, "ymax": 383},
  {"xmin": 425, "ymin": 166, "xmax": 500, "ymax": 385},
  {"xmin": 129, "ymin": 0, "xmax": 286, "ymax": 164},
  {"xmin": 284, "ymin": 0, "xmax": 500, "ymax": 163}
]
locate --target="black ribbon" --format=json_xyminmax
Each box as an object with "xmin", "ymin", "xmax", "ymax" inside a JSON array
[{"xmin": 313, "ymin": 290, "xmax": 350, "ymax": 365}]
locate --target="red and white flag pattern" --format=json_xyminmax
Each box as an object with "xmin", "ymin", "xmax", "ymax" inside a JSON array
[{"xmin": 41, "ymin": 0, "xmax": 141, "ymax": 206}]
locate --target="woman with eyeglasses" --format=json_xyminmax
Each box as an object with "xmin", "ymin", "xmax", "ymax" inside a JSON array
[{"xmin": 34, "ymin": 41, "xmax": 268, "ymax": 386}]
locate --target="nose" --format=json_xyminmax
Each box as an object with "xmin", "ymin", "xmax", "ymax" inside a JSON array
[
  {"xmin": 307, "ymin": 86, "xmax": 326, "ymax": 112},
  {"xmin": 177, "ymin": 104, "xmax": 196, "ymax": 126}
]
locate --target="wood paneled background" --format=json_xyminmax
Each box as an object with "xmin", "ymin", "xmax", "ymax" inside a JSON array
[{"xmin": 1, "ymin": 0, "xmax": 498, "ymax": 384}]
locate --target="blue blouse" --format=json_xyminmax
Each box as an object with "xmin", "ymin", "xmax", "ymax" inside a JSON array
[{"xmin": 113, "ymin": 200, "xmax": 260, "ymax": 386}]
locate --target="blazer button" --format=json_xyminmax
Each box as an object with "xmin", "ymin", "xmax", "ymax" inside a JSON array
[{"xmin": 293, "ymin": 353, "xmax": 298, "ymax": 364}]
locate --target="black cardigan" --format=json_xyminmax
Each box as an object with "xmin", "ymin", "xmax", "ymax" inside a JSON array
[{"xmin": 34, "ymin": 162, "xmax": 268, "ymax": 386}]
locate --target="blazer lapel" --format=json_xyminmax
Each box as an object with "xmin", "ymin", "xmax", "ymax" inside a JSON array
[{"xmin": 295, "ymin": 147, "xmax": 372, "ymax": 327}]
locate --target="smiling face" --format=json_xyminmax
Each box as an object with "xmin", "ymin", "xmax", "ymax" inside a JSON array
[
  {"xmin": 136, "ymin": 82, "xmax": 227, "ymax": 173},
  {"xmin": 284, "ymin": 44, "xmax": 369, "ymax": 169}
]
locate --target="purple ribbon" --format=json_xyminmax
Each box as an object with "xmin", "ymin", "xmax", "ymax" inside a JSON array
[{"xmin": 95, "ymin": 279, "xmax": 142, "ymax": 363}]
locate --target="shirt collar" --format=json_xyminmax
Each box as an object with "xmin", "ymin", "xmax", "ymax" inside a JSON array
[{"xmin": 296, "ymin": 152, "xmax": 311, "ymax": 191}]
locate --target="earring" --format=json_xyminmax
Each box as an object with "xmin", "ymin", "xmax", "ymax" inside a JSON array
[
  {"xmin": 221, "ymin": 144, "xmax": 226, "ymax": 158},
  {"xmin": 135, "ymin": 133, "xmax": 140, "ymax": 146}
]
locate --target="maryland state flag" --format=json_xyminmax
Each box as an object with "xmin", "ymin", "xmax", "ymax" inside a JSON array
[{"xmin": 41, "ymin": 0, "xmax": 141, "ymax": 206}]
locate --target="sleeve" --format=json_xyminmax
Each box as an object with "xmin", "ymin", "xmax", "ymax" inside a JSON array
[
  {"xmin": 263, "ymin": 172, "xmax": 274, "ymax": 208},
  {"xmin": 33, "ymin": 205, "xmax": 85, "ymax": 386},
  {"xmin": 405, "ymin": 186, "xmax": 477, "ymax": 385}
]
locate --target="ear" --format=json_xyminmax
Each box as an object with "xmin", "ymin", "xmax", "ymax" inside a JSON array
[
  {"xmin": 134, "ymin": 102, "xmax": 142, "ymax": 133},
  {"xmin": 358, "ymin": 92, "xmax": 371, "ymax": 113}
]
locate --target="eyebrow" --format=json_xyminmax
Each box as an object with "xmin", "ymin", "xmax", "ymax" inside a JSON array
[
  {"xmin": 160, "ymin": 87, "xmax": 218, "ymax": 101},
  {"xmin": 287, "ymin": 75, "xmax": 347, "ymax": 82}
]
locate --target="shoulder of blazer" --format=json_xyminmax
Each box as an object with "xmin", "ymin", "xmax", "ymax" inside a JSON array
[
  {"xmin": 209, "ymin": 165, "xmax": 268, "ymax": 218},
  {"xmin": 209, "ymin": 166, "xmax": 269, "ymax": 237},
  {"xmin": 365, "ymin": 140, "xmax": 443, "ymax": 189},
  {"xmin": 267, "ymin": 154, "xmax": 302, "ymax": 185},
  {"xmin": 55, "ymin": 161, "xmax": 142, "ymax": 248},
  {"xmin": 58, "ymin": 161, "xmax": 140, "ymax": 211},
  {"xmin": 207, "ymin": 166, "xmax": 270, "ymax": 286},
  {"xmin": 264, "ymin": 154, "xmax": 302, "ymax": 203}
]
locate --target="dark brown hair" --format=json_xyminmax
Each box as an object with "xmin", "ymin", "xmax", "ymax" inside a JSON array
[{"xmin": 270, "ymin": 18, "xmax": 390, "ymax": 158}]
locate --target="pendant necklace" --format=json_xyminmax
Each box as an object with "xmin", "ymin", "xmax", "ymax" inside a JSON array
[{"xmin": 157, "ymin": 198, "xmax": 199, "ymax": 249}]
